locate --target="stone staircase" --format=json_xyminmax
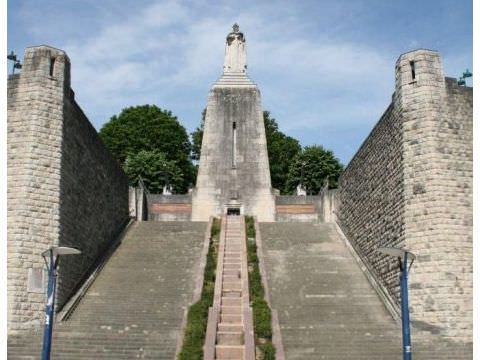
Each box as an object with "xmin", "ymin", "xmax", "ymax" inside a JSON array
[
  {"xmin": 259, "ymin": 222, "xmax": 401, "ymax": 359},
  {"xmin": 204, "ymin": 216, "xmax": 255, "ymax": 360},
  {"xmin": 8, "ymin": 221, "xmax": 206, "ymax": 359}
]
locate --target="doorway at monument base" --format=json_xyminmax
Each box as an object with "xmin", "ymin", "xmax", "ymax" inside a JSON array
[{"xmin": 191, "ymin": 188, "xmax": 275, "ymax": 222}]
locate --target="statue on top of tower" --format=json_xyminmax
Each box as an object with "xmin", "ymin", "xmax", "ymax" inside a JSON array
[{"xmin": 223, "ymin": 23, "xmax": 247, "ymax": 73}]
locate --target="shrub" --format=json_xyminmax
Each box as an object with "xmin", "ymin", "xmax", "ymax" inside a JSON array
[
  {"xmin": 252, "ymin": 298, "xmax": 273, "ymax": 339},
  {"xmin": 259, "ymin": 343, "xmax": 276, "ymax": 360},
  {"xmin": 178, "ymin": 218, "xmax": 220, "ymax": 360}
]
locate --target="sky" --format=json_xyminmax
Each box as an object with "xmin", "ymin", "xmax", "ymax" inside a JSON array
[{"xmin": 7, "ymin": 0, "xmax": 473, "ymax": 165}]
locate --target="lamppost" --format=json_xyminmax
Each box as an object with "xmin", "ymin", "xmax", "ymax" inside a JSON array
[
  {"xmin": 457, "ymin": 69, "xmax": 472, "ymax": 86},
  {"xmin": 41, "ymin": 246, "xmax": 82, "ymax": 360},
  {"xmin": 7, "ymin": 51, "xmax": 23, "ymax": 74},
  {"xmin": 378, "ymin": 247, "xmax": 416, "ymax": 360}
]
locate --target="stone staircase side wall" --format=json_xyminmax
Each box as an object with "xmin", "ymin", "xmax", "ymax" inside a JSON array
[{"xmin": 7, "ymin": 45, "xmax": 129, "ymax": 333}]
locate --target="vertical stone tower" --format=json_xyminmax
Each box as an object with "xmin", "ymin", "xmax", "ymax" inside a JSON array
[
  {"xmin": 192, "ymin": 24, "xmax": 275, "ymax": 221},
  {"xmin": 396, "ymin": 49, "xmax": 472, "ymax": 341},
  {"xmin": 8, "ymin": 46, "xmax": 70, "ymax": 331}
]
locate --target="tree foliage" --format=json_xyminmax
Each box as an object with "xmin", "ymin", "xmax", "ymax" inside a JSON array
[
  {"xmin": 285, "ymin": 145, "xmax": 343, "ymax": 194},
  {"xmin": 263, "ymin": 111, "xmax": 302, "ymax": 194},
  {"xmin": 99, "ymin": 105, "xmax": 195, "ymax": 193},
  {"xmin": 124, "ymin": 150, "xmax": 183, "ymax": 193}
]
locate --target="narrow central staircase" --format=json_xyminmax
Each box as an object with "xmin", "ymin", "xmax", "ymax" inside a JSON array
[{"xmin": 204, "ymin": 216, "xmax": 255, "ymax": 360}]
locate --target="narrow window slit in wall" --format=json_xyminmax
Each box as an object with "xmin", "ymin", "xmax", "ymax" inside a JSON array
[
  {"xmin": 232, "ymin": 121, "xmax": 237, "ymax": 168},
  {"xmin": 50, "ymin": 57, "xmax": 56, "ymax": 77},
  {"xmin": 410, "ymin": 61, "xmax": 416, "ymax": 80}
]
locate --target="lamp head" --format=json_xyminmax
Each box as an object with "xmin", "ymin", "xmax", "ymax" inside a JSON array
[
  {"xmin": 42, "ymin": 246, "xmax": 82, "ymax": 258},
  {"xmin": 378, "ymin": 247, "xmax": 415, "ymax": 261},
  {"xmin": 7, "ymin": 51, "xmax": 16, "ymax": 61}
]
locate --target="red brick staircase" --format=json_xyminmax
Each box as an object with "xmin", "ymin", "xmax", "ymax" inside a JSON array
[{"xmin": 204, "ymin": 216, "xmax": 255, "ymax": 360}]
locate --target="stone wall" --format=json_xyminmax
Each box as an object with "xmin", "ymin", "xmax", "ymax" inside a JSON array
[
  {"xmin": 7, "ymin": 45, "xmax": 129, "ymax": 332},
  {"xmin": 274, "ymin": 195, "xmax": 321, "ymax": 222},
  {"xmin": 336, "ymin": 49, "xmax": 472, "ymax": 344},
  {"xmin": 336, "ymin": 103, "xmax": 404, "ymax": 302},
  {"xmin": 56, "ymin": 93, "xmax": 129, "ymax": 306},
  {"xmin": 147, "ymin": 194, "xmax": 192, "ymax": 221}
]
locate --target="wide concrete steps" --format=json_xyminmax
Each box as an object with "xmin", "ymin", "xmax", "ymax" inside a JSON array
[
  {"xmin": 8, "ymin": 221, "xmax": 207, "ymax": 360},
  {"xmin": 259, "ymin": 222, "xmax": 401, "ymax": 359}
]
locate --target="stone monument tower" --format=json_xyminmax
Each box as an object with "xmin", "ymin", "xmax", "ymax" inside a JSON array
[{"xmin": 192, "ymin": 24, "xmax": 275, "ymax": 221}]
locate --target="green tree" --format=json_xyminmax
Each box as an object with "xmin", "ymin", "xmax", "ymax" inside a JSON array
[
  {"xmin": 124, "ymin": 150, "xmax": 183, "ymax": 193},
  {"xmin": 99, "ymin": 105, "xmax": 195, "ymax": 192},
  {"xmin": 285, "ymin": 145, "xmax": 343, "ymax": 194},
  {"xmin": 263, "ymin": 111, "xmax": 302, "ymax": 193}
]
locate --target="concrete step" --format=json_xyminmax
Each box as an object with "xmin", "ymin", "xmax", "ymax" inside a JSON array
[
  {"xmin": 217, "ymin": 331, "xmax": 244, "ymax": 345},
  {"xmin": 222, "ymin": 290, "xmax": 241, "ymax": 298},
  {"xmin": 218, "ymin": 323, "xmax": 244, "ymax": 332},
  {"xmin": 222, "ymin": 281, "xmax": 242, "ymax": 291},
  {"xmin": 215, "ymin": 345, "xmax": 244, "ymax": 359},
  {"xmin": 220, "ymin": 314, "xmax": 242, "ymax": 324},
  {"xmin": 221, "ymin": 305, "xmax": 242, "ymax": 315},
  {"xmin": 222, "ymin": 297, "xmax": 241, "ymax": 306},
  {"xmin": 223, "ymin": 269, "xmax": 241, "ymax": 277}
]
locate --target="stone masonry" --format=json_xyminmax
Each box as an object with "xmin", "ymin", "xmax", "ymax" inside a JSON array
[
  {"xmin": 336, "ymin": 49, "xmax": 472, "ymax": 345},
  {"xmin": 7, "ymin": 45, "xmax": 129, "ymax": 333}
]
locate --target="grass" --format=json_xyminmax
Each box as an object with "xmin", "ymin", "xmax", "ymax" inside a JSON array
[
  {"xmin": 178, "ymin": 217, "xmax": 221, "ymax": 360},
  {"xmin": 245, "ymin": 215, "xmax": 276, "ymax": 360}
]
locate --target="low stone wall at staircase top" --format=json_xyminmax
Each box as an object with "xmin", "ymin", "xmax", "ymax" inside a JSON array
[
  {"xmin": 274, "ymin": 195, "xmax": 320, "ymax": 222},
  {"xmin": 147, "ymin": 194, "xmax": 192, "ymax": 221}
]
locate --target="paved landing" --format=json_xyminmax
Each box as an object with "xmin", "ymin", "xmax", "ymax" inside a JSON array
[{"xmin": 8, "ymin": 221, "xmax": 207, "ymax": 360}]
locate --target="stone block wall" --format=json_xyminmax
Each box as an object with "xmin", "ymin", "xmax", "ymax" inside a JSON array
[
  {"xmin": 147, "ymin": 194, "xmax": 192, "ymax": 221},
  {"xmin": 56, "ymin": 93, "xmax": 129, "ymax": 306},
  {"xmin": 274, "ymin": 195, "xmax": 321, "ymax": 222},
  {"xmin": 336, "ymin": 49, "xmax": 472, "ymax": 343},
  {"xmin": 336, "ymin": 103, "xmax": 404, "ymax": 302},
  {"xmin": 7, "ymin": 46, "xmax": 129, "ymax": 333}
]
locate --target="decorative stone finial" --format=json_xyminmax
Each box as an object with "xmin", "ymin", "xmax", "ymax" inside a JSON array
[{"xmin": 232, "ymin": 23, "xmax": 240, "ymax": 33}]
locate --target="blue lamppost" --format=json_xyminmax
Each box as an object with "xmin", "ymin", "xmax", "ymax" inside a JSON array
[
  {"xmin": 378, "ymin": 247, "xmax": 416, "ymax": 360},
  {"xmin": 41, "ymin": 246, "xmax": 81, "ymax": 360}
]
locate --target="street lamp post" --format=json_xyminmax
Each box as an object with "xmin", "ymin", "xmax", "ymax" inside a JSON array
[
  {"xmin": 41, "ymin": 246, "xmax": 81, "ymax": 360},
  {"xmin": 378, "ymin": 247, "xmax": 416, "ymax": 360}
]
